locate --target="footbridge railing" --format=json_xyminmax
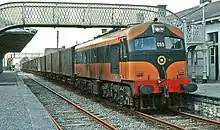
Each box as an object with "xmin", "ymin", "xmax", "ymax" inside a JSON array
[
  {"xmin": 0, "ymin": 2, "xmax": 205, "ymax": 44},
  {"xmin": 0, "ymin": 2, "xmax": 183, "ymax": 31}
]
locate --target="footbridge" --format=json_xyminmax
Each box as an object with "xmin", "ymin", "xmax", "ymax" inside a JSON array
[{"xmin": 0, "ymin": 1, "xmax": 183, "ymax": 31}]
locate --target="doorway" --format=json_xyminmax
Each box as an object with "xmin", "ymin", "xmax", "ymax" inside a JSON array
[
  {"xmin": 209, "ymin": 45, "xmax": 219, "ymax": 80},
  {"xmin": 110, "ymin": 44, "xmax": 119, "ymax": 74}
]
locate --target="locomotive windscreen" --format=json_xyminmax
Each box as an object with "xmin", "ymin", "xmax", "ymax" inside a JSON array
[
  {"xmin": 128, "ymin": 22, "xmax": 185, "ymax": 52},
  {"xmin": 130, "ymin": 37, "xmax": 184, "ymax": 51},
  {"xmin": 134, "ymin": 37, "xmax": 156, "ymax": 51},
  {"xmin": 164, "ymin": 37, "xmax": 184, "ymax": 50}
]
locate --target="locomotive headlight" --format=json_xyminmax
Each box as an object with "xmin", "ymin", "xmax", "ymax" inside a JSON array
[
  {"xmin": 155, "ymin": 27, "xmax": 164, "ymax": 32},
  {"xmin": 157, "ymin": 55, "xmax": 166, "ymax": 65},
  {"xmin": 152, "ymin": 24, "xmax": 165, "ymax": 33}
]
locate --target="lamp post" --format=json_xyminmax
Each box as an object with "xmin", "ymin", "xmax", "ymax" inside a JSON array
[
  {"xmin": 200, "ymin": 1, "xmax": 209, "ymax": 83},
  {"xmin": 57, "ymin": 30, "xmax": 59, "ymax": 51}
]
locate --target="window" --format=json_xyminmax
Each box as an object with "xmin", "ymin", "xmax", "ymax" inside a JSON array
[
  {"xmin": 134, "ymin": 37, "xmax": 156, "ymax": 50},
  {"xmin": 91, "ymin": 49, "xmax": 97, "ymax": 63},
  {"xmin": 86, "ymin": 51, "xmax": 90, "ymax": 63},
  {"xmin": 210, "ymin": 47, "xmax": 215, "ymax": 64},
  {"xmin": 123, "ymin": 40, "xmax": 128, "ymax": 58},
  {"xmin": 165, "ymin": 37, "xmax": 184, "ymax": 50},
  {"xmin": 82, "ymin": 51, "xmax": 87, "ymax": 64},
  {"xmin": 207, "ymin": 32, "xmax": 218, "ymax": 43},
  {"xmin": 75, "ymin": 52, "xmax": 82, "ymax": 64},
  {"xmin": 119, "ymin": 38, "xmax": 128, "ymax": 60},
  {"xmin": 97, "ymin": 47, "xmax": 104, "ymax": 62},
  {"xmin": 104, "ymin": 46, "xmax": 109, "ymax": 62}
]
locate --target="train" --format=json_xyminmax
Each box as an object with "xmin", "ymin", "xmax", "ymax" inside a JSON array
[{"xmin": 21, "ymin": 20, "xmax": 198, "ymax": 110}]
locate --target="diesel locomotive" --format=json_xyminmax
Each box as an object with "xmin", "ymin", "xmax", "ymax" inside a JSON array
[{"xmin": 21, "ymin": 21, "xmax": 198, "ymax": 110}]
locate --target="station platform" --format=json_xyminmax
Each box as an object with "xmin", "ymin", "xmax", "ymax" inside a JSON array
[
  {"xmin": 192, "ymin": 81, "xmax": 220, "ymax": 98},
  {"xmin": 0, "ymin": 71, "xmax": 57, "ymax": 130}
]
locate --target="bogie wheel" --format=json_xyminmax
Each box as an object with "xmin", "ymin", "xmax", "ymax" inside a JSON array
[{"xmin": 132, "ymin": 97, "xmax": 140, "ymax": 111}]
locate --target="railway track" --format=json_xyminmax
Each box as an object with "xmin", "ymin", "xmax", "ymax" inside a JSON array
[
  {"xmin": 136, "ymin": 109, "xmax": 220, "ymax": 130},
  {"xmin": 21, "ymin": 74, "xmax": 165, "ymax": 130},
  {"xmin": 22, "ymin": 76, "xmax": 117, "ymax": 130},
  {"xmin": 22, "ymin": 73, "xmax": 220, "ymax": 130}
]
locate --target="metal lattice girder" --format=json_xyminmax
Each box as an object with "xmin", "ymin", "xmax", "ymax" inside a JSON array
[
  {"xmin": 0, "ymin": 2, "xmax": 183, "ymax": 31},
  {"xmin": 185, "ymin": 23, "xmax": 204, "ymax": 44}
]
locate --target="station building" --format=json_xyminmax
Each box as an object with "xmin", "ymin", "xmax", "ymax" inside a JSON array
[{"xmin": 176, "ymin": 0, "xmax": 220, "ymax": 81}]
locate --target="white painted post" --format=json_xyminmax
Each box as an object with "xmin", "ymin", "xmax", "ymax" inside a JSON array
[
  {"xmin": 202, "ymin": 6, "xmax": 207, "ymax": 83},
  {"xmin": 191, "ymin": 51, "xmax": 196, "ymax": 82}
]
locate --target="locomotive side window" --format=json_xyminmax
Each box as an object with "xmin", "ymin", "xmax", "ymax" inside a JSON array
[
  {"xmin": 86, "ymin": 50, "xmax": 90, "ymax": 63},
  {"xmin": 82, "ymin": 51, "xmax": 87, "ymax": 64},
  {"xmin": 91, "ymin": 49, "xmax": 97, "ymax": 63},
  {"xmin": 134, "ymin": 37, "xmax": 156, "ymax": 50},
  {"xmin": 104, "ymin": 46, "xmax": 110, "ymax": 62},
  {"xmin": 120, "ymin": 37, "xmax": 128, "ymax": 61},
  {"xmin": 97, "ymin": 47, "xmax": 104, "ymax": 63},
  {"xmin": 123, "ymin": 38, "xmax": 128, "ymax": 59},
  {"xmin": 165, "ymin": 37, "xmax": 184, "ymax": 50},
  {"xmin": 75, "ymin": 51, "xmax": 83, "ymax": 64}
]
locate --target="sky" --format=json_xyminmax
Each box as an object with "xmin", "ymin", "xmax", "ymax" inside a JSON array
[{"xmin": 1, "ymin": 0, "xmax": 219, "ymax": 55}]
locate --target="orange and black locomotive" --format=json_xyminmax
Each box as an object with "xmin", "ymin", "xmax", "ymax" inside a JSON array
[
  {"xmin": 74, "ymin": 21, "xmax": 197, "ymax": 109},
  {"xmin": 22, "ymin": 20, "xmax": 197, "ymax": 110}
]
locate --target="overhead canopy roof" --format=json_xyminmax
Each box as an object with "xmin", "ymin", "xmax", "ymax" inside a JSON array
[
  {"xmin": 0, "ymin": 28, "xmax": 37, "ymax": 56},
  {"xmin": 176, "ymin": 1, "xmax": 220, "ymax": 22}
]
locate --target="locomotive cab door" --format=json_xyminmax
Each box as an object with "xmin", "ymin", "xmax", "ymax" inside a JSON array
[
  {"xmin": 110, "ymin": 37, "xmax": 128, "ymax": 82},
  {"xmin": 110, "ymin": 44, "xmax": 120, "ymax": 74},
  {"xmin": 119, "ymin": 37, "xmax": 128, "ymax": 79}
]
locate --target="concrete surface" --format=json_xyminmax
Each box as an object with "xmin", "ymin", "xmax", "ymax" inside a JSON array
[
  {"xmin": 192, "ymin": 81, "xmax": 220, "ymax": 98},
  {"xmin": 0, "ymin": 71, "xmax": 57, "ymax": 130}
]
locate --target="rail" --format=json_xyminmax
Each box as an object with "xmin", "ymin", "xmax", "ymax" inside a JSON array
[{"xmin": 27, "ymin": 76, "xmax": 118, "ymax": 130}]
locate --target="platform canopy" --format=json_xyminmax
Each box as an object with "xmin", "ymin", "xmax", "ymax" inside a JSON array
[{"xmin": 0, "ymin": 28, "xmax": 37, "ymax": 56}]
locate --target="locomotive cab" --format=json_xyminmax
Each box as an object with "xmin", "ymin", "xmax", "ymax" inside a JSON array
[{"xmin": 123, "ymin": 22, "xmax": 198, "ymax": 109}]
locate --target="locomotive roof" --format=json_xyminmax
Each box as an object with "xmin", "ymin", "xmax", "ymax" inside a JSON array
[{"xmin": 75, "ymin": 22, "xmax": 182, "ymax": 51}]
